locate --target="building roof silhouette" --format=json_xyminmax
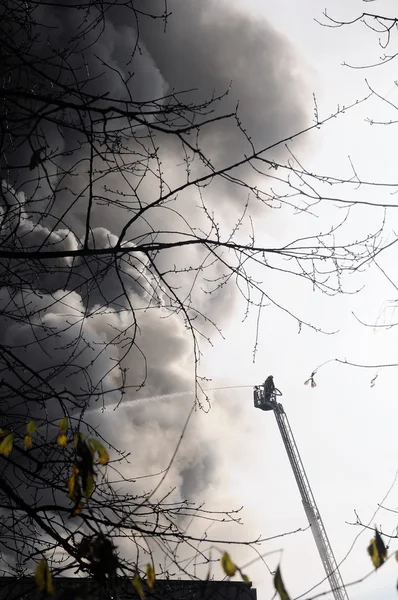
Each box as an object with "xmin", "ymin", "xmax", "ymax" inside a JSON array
[{"xmin": 0, "ymin": 577, "xmax": 257, "ymax": 600}]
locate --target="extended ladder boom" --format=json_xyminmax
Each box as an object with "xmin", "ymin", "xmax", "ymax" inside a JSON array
[{"xmin": 254, "ymin": 378, "xmax": 349, "ymax": 600}]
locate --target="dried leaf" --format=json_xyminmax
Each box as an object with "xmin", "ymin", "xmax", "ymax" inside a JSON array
[
  {"xmin": 221, "ymin": 552, "xmax": 237, "ymax": 577},
  {"xmin": 73, "ymin": 502, "xmax": 83, "ymax": 516},
  {"xmin": 59, "ymin": 417, "xmax": 68, "ymax": 433},
  {"xmin": 67, "ymin": 465, "xmax": 79, "ymax": 500},
  {"xmin": 0, "ymin": 433, "xmax": 14, "ymax": 457},
  {"xmin": 304, "ymin": 373, "xmax": 317, "ymax": 388},
  {"xmin": 132, "ymin": 574, "xmax": 145, "ymax": 600},
  {"xmin": 24, "ymin": 434, "xmax": 33, "ymax": 449},
  {"xmin": 29, "ymin": 147, "xmax": 46, "ymax": 171},
  {"xmin": 57, "ymin": 433, "xmax": 68, "ymax": 447},
  {"xmin": 35, "ymin": 559, "xmax": 55, "ymax": 595},
  {"xmin": 367, "ymin": 528, "xmax": 387, "ymax": 569},
  {"xmin": 88, "ymin": 438, "xmax": 109, "ymax": 465},
  {"xmin": 241, "ymin": 573, "xmax": 249, "ymax": 583},
  {"xmin": 146, "ymin": 563, "xmax": 156, "ymax": 589},
  {"xmin": 27, "ymin": 420, "xmax": 37, "ymax": 434},
  {"xmin": 274, "ymin": 566, "xmax": 291, "ymax": 600}
]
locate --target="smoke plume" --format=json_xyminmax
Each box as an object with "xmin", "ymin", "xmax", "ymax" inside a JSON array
[{"xmin": 0, "ymin": 0, "xmax": 309, "ymax": 575}]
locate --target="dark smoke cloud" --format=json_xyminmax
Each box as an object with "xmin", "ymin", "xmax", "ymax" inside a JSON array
[
  {"xmin": 2, "ymin": 0, "xmax": 309, "ymax": 326},
  {"xmin": 100, "ymin": 0, "xmax": 309, "ymax": 225},
  {"xmin": 132, "ymin": 0, "xmax": 307, "ymax": 160},
  {"xmin": 4, "ymin": 0, "xmax": 307, "ymax": 226},
  {"xmin": 0, "ymin": 0, "xmax": 309, "ymax": 566}
]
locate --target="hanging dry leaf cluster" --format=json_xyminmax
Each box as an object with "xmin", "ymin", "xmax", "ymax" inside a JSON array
[
  {"xmin": 367, "ymin": 528, "xmax": 388, "ymax": 570},
  {"xmin": 0, "ymin": 415, "xmax": 111, "ymax": 521},
  {"xmin": 304, "ymin": 373, "xmax": 317, "ymax": 388},
  {"xmin": 68, "ymin": 430, "xmax": 109, "ymax": 515},
  {"xmin": 76, "ymin": 534, "xmax": 119, "ymax": 587}
]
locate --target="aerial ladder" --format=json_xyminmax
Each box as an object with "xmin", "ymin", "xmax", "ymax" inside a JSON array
[{"xmin": 254, "ymin": 376, "xmax": 349, "ymax": 600}]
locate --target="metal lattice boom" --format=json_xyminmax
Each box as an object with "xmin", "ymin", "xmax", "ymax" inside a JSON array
[{"xmin": 254, "ymin": 378, "xmax": 349, "ymax": 600}]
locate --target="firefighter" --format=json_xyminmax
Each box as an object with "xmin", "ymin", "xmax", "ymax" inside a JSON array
[{"xmin": 263, "ymin": 375, "xmax": 275, "ymax": 402}]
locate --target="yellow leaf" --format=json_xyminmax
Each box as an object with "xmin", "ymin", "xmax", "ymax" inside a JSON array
[
  {"xmin": 0, "ymin": 433, "xmax": 14, "ymax": 457},
  {"xmin": 0, "ymin": 429, "xmax": 4, "ymax": 437},
  {"xmin": 24, "ymin": 434, "xmax": 33, "ymax": 449},
  {"xmin": 27, "ymin": 420, "xmax": 37, "ymax": 434},
  {"xmin": 146, "ymin": 563, "xmax": 156, "ymax": 589},
  {"xmin": 132, "ymin": 574, "xmax": 145, "ymax": 600},
  {"xmin": 274, "ymin": 566, "xmax": 291, "ymax": 600},
  {"xmin": 367, "ymin": 529, "xmax": 387, "ymax": 569},
  {"xmin": 368, "ymin": 539, "xmax": 381, "ymax": 568},
  {"xmin": 241, "ymin": 573, "xmax": 249, "ymax": 583},
  {"xmin": 221, "ymin": 552, "xmax": 237, "ymax": 577},
  {"xmin": 98, "ymin": 450, "xmax": 109, "ymax": 465},
  {"xmin": 57, "ymin": 433, "xmax": 68, "ymax": 447},
  {"xmin": 67, "ymin": 465, "xmax": 79, "ymax": 500},
  {"xmin": 88, "ymin": 438, "xmax": 109, "ymax": 465},
  {"xmin": 59, "ymin": 417, "xmax": 68, "ymax": 433},
  {"xmin": 35, "ymin": 559, "xmax": 55, "ymax": 596}
]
